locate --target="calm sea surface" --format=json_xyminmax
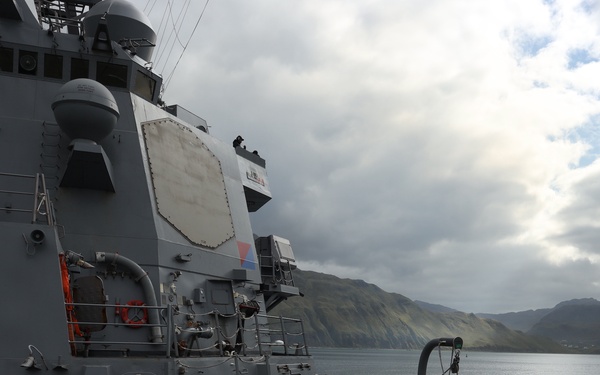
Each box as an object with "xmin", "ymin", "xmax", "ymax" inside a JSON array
[{"xmin": 310, "ymin": 347, "xmax": 600, "ymax": 375}]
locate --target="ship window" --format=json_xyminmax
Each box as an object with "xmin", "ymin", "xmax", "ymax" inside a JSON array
[
  {"xmin": 133, "ymin": 70, "xmax": 156, "ymax": 101},
  {"xmin": 71, "ymin": 58, "xmax": 89, "ymax": 79},
  {"xmin": 18, "ymin": 50, "xmax": 38, "ymax": 75},
  {"xmin": 0, "ymin": 48, "xmax": 13, "ymax": 72},
  {"xmin": 96, "ymin": 61, "xmax": 128, "ymax": 88},
  {"xmin": 44, "ymin": 54, "xmax": 63, "ymax": 79}
]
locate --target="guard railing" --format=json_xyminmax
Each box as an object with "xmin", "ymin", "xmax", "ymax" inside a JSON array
[
  {"xmin": 0, "ymin": 172, "xmax": 53, "ymax": 225},
  {"xmin": 65, "ymin": 302, "xmax": 310, "ymax": 358}
]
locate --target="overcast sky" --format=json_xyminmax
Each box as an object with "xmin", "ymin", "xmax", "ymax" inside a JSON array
[{"xmin": 128, "ymin": 0, "xmax": 600, "ymax": 314}]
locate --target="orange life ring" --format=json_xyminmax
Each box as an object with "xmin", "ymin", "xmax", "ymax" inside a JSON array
[{"xmin": 120, "ymin": 300, "xmax": 148, "ymax": 328}]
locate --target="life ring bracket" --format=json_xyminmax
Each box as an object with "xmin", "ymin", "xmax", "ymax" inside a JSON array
[{"xmin": 120, "ymin": 299, "xmax": 148, "ymax": 328}]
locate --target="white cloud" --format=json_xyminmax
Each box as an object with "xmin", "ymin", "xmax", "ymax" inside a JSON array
[{"xmin": 132, "ymin": 0, "xmax": 600, "ymax": 313}]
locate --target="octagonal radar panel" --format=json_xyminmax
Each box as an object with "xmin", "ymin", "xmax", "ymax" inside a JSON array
[{"xmin": 143, "ymin": 119, "xmax": 235, "ymax": 248}]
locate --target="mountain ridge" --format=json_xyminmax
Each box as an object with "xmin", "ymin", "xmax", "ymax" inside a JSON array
[
  {"xmin": 476, "ymin": 298, "xmax": 600, "ymax": 326},
  {"xmin": 271, "ymin": 269, "xmax": 568, "ymax": 352}
]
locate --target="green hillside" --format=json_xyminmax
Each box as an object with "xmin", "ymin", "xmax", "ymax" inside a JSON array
[
  {"xmin": 528, "ymin": 304, "xmax": 600, "ymax": 351},
  {"xmin": 271, "ymin": 269, "xmax": 565, "ymax": 352}
]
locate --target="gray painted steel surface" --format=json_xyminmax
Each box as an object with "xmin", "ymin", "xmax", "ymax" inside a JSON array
[{"xmin": 0, "ymin": 1, "xmax": 313, "ymax": 374}]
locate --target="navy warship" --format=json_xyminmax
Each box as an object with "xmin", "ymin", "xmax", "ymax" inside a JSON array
[
  {"xmin": 0, "ymin": 1, "xmax": 462, "ymax": 374},
  {"xmin": 0, "ymin": 0, "xmax": 317, "ymax": 373}
]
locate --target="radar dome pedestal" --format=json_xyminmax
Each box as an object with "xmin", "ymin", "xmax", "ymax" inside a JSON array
[
  {"xmin": 52, "ymin": 79, "xmax": 118, "ymax": 192},
  {"xmin": 83, "ymin": 0, "xmax": 157, "ymax": 61},
  {"xmin": 52, "ymin": 78, "xmax": 119, "ymax": 144}
]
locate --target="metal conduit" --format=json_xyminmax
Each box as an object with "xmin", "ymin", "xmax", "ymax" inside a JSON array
[{"xmin": 95, "ymin": 252, "xmax": 163, "ymax": 343}]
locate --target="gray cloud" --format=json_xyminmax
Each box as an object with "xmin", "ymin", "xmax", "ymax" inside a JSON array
[{"xmin": 132, "ymin": 0, "xmax": 600, "ymax": 313}]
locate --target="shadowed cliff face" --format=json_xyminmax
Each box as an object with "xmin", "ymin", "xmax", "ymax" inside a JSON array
[
  {"xmin": 272, "ymin": 270, "xmax": 565, "ymax": 352},
  {"xmin": 478, "ymin": 298, "xmax": 600, "ymax": 351},
  {"xmin": 528, "ymin": 304, "xmax": 600, "ymax": 348}
]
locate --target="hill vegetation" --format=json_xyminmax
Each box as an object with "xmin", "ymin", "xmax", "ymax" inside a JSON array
[
  {"xmin": 479, "ymin": 298, "xmax": 600, "ymax": 352},
  {"xmin": 271, "ymin": 270, "xmax": 566, "ymax": 352}
]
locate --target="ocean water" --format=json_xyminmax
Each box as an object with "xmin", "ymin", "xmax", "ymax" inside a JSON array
[{"xmin": 310, "ymin": 347, "xmax": 600, "ymax": 375}]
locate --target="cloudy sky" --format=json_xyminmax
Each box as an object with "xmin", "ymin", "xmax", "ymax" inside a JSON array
[{"xmin": 128, "ymin": 0, "xmax": 600, "ymax": 313}]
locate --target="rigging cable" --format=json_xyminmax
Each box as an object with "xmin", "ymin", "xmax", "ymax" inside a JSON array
[
  {"xmin": 152, "ymin": 0, "xmax": 171, "ymax": 62},
  {"xmin": 154, "ymin": 0, "xmax": 191, "ymax": 70},
  {"xmin": 162, "ymin": 0, "xmax": 211, "ymax": 94},
  {"xmin": 438, "ymin": 343, "xmax": 460, "ymax": 374},
  {"xmin": 143, "ymin": 0, "xmax": 156, "ymax": 13}
]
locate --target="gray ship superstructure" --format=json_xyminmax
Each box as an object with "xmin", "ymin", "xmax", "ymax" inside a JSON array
[{"xmin": 0, "ymin": 1, "xmax": 312, "ymax": 374}]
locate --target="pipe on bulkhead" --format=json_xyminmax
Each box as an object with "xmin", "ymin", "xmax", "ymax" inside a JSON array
[{"xmin": 95, "ymin": 252, "xmax": 163, "ymax": 343}]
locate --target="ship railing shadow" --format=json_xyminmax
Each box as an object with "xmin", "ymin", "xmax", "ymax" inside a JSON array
[{"xmin": 65, "ymin": 303, "xmax": 312, "ymax": 359}]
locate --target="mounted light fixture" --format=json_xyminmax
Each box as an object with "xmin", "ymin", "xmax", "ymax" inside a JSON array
[
  {"xmin": 20, "ymin": 355, "xmax": 35, "ymax": 369},
  {"xmin": 20, "ymin": 345, "xmax": 48, "ymax": 370}
]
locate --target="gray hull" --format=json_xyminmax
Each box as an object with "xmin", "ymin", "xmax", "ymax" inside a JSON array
[{"xmin": 0, "ymin": 1, "xmax": 313, "ymax": 374}]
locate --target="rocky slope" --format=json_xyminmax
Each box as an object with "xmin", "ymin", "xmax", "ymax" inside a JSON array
[{"xmin": 271, "ymin": 270, "xmax": 565, "ymax": 352}]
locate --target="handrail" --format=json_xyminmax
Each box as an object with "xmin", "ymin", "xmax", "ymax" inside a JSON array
[
  {"xmin": 0, "ymin": 172, "xmax": 52, "ymax": 225},
  {"xmin": 34, "ymin": 0, "xmax": 87, "ymax": 35},
  {"xmin": 65, "ymin": 302, "xmax": 170, "ymax": 356},
  {"xmin": 64, "ymin": 302, "xmax": 311, "ymax": 359},
  {"xmin": 255, "ymin": 313, "xmax": 309, "ymax": 356},
  {"xmin": 259, "ymin": 254, "xmax": 296, "ymax": 286},
  {"xmin": 0, "ymin": 172, "xmax": 36, "ymax": 178},
  {"xmin": 0, "ymin": 190, "xmax": 34, "ymax": 195}
]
